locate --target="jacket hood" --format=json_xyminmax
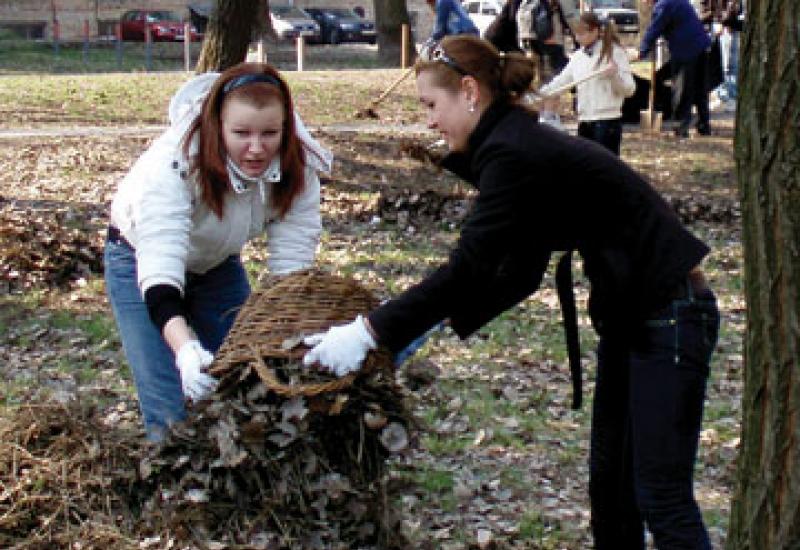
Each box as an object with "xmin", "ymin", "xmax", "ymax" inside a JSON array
[{"xmin": 167, "ymin": 72, "xmax": 334, "ymax": 173}]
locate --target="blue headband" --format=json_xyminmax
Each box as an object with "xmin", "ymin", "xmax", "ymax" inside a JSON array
[{"xmin": 222, "ymin": 73, "xmax": 281, "ymax": 96}]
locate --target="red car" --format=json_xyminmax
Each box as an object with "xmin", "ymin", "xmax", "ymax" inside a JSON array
[{"xmin": 120, "ymin": 10, "xmax": 203, "ymax": 42}]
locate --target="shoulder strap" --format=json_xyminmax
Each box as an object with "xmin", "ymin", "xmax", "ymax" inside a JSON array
[{"xmin": 556, "ymin": 250, "xmax": 582, "ymax": 410}]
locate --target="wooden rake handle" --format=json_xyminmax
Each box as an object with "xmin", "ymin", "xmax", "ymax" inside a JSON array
[
  {"xmin": 538, "ymin": 67, "xmax": 610, "ymax": 99},
  {"xmin": 367, "ymin": 66, "xmax": 415, "ymax": 109}
]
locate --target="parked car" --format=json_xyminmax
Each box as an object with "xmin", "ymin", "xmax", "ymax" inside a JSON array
[
  {"xmin": 461, "ymin": 0, "xmax": 503, "ymax": 37},
  {"xmin": 270, "ymin": 5, "xmax": 321, "ymax": 42},
  {"xmin": 304, "ymin": 7, "xmax": 377, "ymax": 45},
  {"xmin": 586, "ymin": 0, "xmax": 639, "ymax": 33},
  {"xmin": 119, "ymin": 10, "xmax": 202, "ymax": 42}
]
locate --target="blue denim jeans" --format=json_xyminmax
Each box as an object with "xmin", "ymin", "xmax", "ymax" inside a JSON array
[
  {"xmin": 718, "ymin": 30, "xmax": 739, "ymax": 101},
  {"xmin": 589, "ymin": 284, "xmax": 719, "ymax": 549},
  {"xmin": 104, "ymin": 235, "xmax": 250, "ymax": 441},
  {"xmin": 393, "ymin": 321, "xmax": 446, "ymax": 366}
]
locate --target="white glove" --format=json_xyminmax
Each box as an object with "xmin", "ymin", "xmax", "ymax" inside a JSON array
[
  {"xmin": 175, "ymin": 340, "xmax": 217, "ymax": 400},
  {"xmin": 302, "ymin": 315, "xmax": 377, "ymax": 377}
]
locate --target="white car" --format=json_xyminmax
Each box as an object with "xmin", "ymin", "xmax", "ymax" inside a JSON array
[
  {"xmin": 585, "ymin": 0, "xmax": 640, "ymax": 34},
  {"xmin": 461, "ymin": 0, "xmax": 504, "ymax": 37},
  {"xmin": 270, "ymin": 5, "xmax": 321, "ymax": 42}
]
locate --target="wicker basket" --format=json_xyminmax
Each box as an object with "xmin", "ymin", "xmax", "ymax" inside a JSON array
[{"xmin": 210, "ymin": 269, "xmax": 393, "ymax": 397}]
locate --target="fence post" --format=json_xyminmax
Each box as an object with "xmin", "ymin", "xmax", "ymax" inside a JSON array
[
  {"xmin": 296, "ymin": 35, "xmax": 305, "ymax": 71},
  {"xmin": 115, "ymin": 22, "xmax": 123, "ymax": 68},
  {"xmin": 256, "ymin": 37, "xmax": 268, "ymax": 63},
  {"xmin": 82, "ymin": 19, "xmax": 90, "ymax": 66},
  {"xmin": 401, "ymin": 24, "xmax": 409, "ymax": 69},
  {"xmin": 52, "ymin": 20, "xmax": 60, "ymax": 57},
  {"xmin": 184, "ymin": 22, "xmax": 192, "ymax": 72},
  {"xmin": 145, "ymin": 23, "xmax": 152, "ymax": 71}
]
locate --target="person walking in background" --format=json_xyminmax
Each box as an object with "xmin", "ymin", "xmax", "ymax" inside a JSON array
[
  {"xmin": 105, "ymin": 63, "xmax": 330, "ymax": 441},
  {"xmin": 426, "ymin": 0, "xmax": 479, "ymax": 42},
  {"xmin": 485, "ymin": 0, "xmax": 578, "ymax": 128},
  {"xmin": 638, "ymin": 0, "xmax": 712, "ymax": 137},
  {"xmin": 539, "ymin": 12, "xmax": 636, "ymax": 155},
  {"xmin": 715, "ymin": 0, "xmax": 742, "ymax": 108},
  {"xmin": 304, "ymin": 35, "xmax": 719, "ymax": 549}
]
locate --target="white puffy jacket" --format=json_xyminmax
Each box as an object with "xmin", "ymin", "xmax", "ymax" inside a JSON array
[
  {"xmin": 540, "ymin": 43, "xmax": 636, "ymax": 122},
  {"xmin": 110, "ymin": 73, "xmax": 332, "ymax": 295}
]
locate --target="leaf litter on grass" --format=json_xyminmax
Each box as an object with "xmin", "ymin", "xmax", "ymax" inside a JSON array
[{"xmin": 0, "ymin": 80, "xmax": 742, "ymax": 548}]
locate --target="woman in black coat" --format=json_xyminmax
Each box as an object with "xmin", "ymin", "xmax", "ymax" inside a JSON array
[{"xmin": 304, "ymin": 35, "xmax": 719, "ymax": 550}]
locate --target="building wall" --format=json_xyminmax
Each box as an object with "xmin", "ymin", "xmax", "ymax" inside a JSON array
[{"xmin": 0, "ymin": 0, "xmax": 434, "ymax": 42}]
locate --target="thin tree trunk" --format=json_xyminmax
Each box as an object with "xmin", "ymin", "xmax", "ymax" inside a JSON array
[
  {"xmin": 195, "ymin": 0, "xmax": 268, "ymax": 73},
  {"xmin": 727, "ymin": 0, "xmax": 800, "ymax": 548},
  {"xmin": 373, "ymin": 0, "xmax": 416, "ymax": 64}
]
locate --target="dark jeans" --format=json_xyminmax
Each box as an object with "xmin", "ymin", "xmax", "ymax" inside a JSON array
[
  {"xmin": 578, "ymin": 118, "xmax": 623, "ymax": 156},
  {"xmin": 590, "ymin": 283, "xmax": 719, "ymax": 549},
  {"xmin": 671, "ymin": 54, "xmax": 710, "ymax": 134}
]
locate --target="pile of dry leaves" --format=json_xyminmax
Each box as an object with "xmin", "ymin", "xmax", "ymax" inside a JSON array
[
  {"xmin": 0, "ymin": 197, "xmax": 104, "ymax": 292},
  {"xmin": 0, "ymin": 402, "xmax": 141, "ymax": 550},
  {"xmin": 1, "ymin": 271, "xmax": 413, "ymax": 550}
]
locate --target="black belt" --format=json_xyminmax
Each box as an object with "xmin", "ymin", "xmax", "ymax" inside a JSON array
[{"xmin": 107, "ymin": 225, "xmax": 134, "ymax": 249}]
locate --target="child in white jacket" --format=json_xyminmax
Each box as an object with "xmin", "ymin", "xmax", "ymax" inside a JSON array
[{"xmin": 540, "ymin": 12, "xmax": 636, "ymax": 155}]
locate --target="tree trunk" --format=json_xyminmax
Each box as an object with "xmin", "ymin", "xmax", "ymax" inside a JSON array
[
  {"xmin": 195, "ymin": 0, "xmax": 269, "ymax": 73},
  {"xmin": 373, "ymin": 0, "xmax": 416, "ymax": 64},
  {"xmin": 726, "ymin": 0, "xmax": 800, "ymax": 548}
]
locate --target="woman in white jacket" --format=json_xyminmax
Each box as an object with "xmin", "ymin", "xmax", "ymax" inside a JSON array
[
  {"xmin": 540, "ymin": 12, "xmax": 635, "ymax": 155},
  {"xmin": 105, "ymin": 63, "xmax": 331, "ymax": 441}
]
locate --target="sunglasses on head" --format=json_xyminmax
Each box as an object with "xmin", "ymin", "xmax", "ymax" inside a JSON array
[{"xmin": 426, "ymin": 43, "xmax": 470, "ymax": 76}]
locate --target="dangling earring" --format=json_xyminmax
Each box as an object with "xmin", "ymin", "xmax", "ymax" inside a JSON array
[{"xmin": 468, "ymin": 103, "xmax": 476, "ymax": 113}]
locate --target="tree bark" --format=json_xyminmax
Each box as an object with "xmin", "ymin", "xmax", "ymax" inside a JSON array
[
  {"xmin": 373, "ymin": 0, "xmax": 416, "ymax": 64},
  {"xmin": 727, "ymin": 0, "xmax": 800, "ymax": 548},
  {"xmin": 195, "ymin": 0, "xmax": 269, "ymax": 73}
]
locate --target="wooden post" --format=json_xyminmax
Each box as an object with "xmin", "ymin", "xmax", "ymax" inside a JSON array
[
  {"xmin": 256, "ymin": 37, "xmax": 268, "ymax": 63},
  {"xmin": 52, "ymin": 20, "xmax": 60, "ymax": 56},
  {"xmin": 296, "ymin": 35, "xmax": 305, "ymax": 71},
  {"xmin": 184, "ymin": 22, "xmax": 191, "ymax": 71},
  {"xmin": 144, "ymin": 22, "xmax": 152, "ymax": 71},
  {"xmin": 82, "ymin": 19, "xmax": 90, "ymax": 65},
  {"xmin": 115, "ymin": 22, "xmax": 123, "ymax": 68},
  {"xmin": 401, "ymin": 23, "xmax": 409, "ymax": 68}
]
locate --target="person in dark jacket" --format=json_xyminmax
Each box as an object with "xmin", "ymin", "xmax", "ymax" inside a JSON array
[
  {"xmin": 304, "ymin": 35, "xmax": 719, "ymax": 549},
  {"xmin": 638, "ymin": 0, "xmax": 712, "ymax": 137},
  {"xmin": 484, "ymin": 0, "xmax": 578, "ymax": 127},
  {"xmin": 426, "ymin": 0, "xmax": 479, "ymax": 41}
]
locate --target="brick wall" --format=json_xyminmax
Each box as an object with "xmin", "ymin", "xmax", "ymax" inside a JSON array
[{"xmin": 0, "ymin": 0, "xmax": 434, "ymax": 42}]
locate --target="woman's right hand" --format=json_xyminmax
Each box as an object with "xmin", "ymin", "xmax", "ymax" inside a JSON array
[
  {"xmin": 176, "ymin": 340, "xmax": 217, "ymax": 400},
  {"xmin": 602, "ymin": 60, "xmax": 619, "ymax": 78}
]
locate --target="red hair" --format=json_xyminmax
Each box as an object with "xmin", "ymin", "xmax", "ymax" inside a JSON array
[{"xmin": 182, "ymin": 63, "xmax": 306, "ymax": 219}]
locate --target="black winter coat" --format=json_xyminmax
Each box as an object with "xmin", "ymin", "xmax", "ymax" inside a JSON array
[
  {"xmin": 483, "ymin": 0, "xmax": 522, "ymax": 53},
  {"xmin": 368, "ymin": 101, "xmax": 709, "ymax": 353}
]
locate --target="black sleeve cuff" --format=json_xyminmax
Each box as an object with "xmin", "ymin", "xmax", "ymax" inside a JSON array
[{"xmin": 144, "ymin": 284, "xmax": 187, "ymax": 332}]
